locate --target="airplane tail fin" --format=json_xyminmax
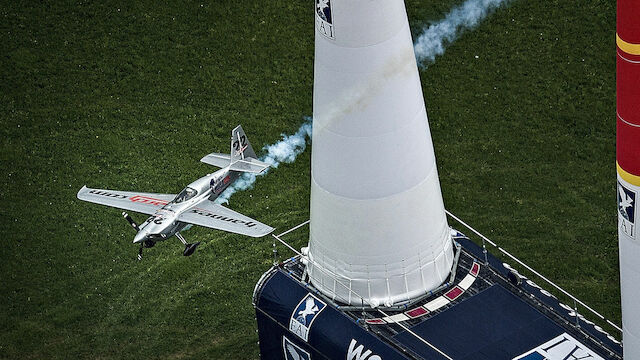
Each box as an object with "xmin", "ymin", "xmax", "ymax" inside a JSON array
[
  {"xmin": 200, "ymin": 125, "xmax": 269, "ymax": 174},
  {"xmin": 228, "ymin": 125, "xmax": 269, "ymax": 174},
  {"xmin": 230, "ymin": 125, "xmax": 257, "ymax": 163}
]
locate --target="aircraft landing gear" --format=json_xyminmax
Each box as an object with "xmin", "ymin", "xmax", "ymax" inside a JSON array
[
  {"xmin": 136, "ymin": 241, "xmax": 156, "ymax": 260},
  {"xmin": 176, "ymin": 232, "xmax": 200, "ymax": 257}
]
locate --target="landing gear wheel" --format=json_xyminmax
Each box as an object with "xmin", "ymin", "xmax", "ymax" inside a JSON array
[{"xmin": 183, "ymin": 242, "xmax": 201, "ymax": 257}]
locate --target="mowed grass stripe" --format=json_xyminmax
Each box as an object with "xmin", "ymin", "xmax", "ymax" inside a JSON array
[{"xmin": 0, "ymin": 0, "xmax": 618, "ymax": 358}]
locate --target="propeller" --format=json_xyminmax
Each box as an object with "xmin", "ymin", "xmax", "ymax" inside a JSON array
[
  {"xmin": 123, "ymin": 212, "xmax": 144, "ymax": 260},
  {"xmin": 122, "ymin": 212, "xmax": 140, "ymax": 231}
]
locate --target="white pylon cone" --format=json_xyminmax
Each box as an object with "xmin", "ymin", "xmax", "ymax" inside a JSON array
[{"xmin": 307, "ymin": 0, "xmax": 454, "ymax": 306}]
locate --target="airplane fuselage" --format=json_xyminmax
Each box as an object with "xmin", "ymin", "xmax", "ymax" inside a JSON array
[{"xmin": 133, "ymin": 166, "xmax": 240, "ymax": 245}]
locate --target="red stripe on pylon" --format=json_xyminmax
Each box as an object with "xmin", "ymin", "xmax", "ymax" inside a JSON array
[
  {"xmin": 618, "ymin": 0, "xmax": 640, "ymax": 43},
  {"xmin": 617, "ymin": 0, "xmax": 640, "ymax": 177}
]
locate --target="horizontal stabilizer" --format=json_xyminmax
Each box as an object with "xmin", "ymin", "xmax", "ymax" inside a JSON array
[
  {"xmin": 200, "ymin": 152, "xmax": 269, "ymax": 174},
  {"xmin": 200, "ymin": 153, "xmax": 231, "ymax": 168},
  {"xmin": 229, "ymin": 158, "xmax": 270, "ymax": 174}
]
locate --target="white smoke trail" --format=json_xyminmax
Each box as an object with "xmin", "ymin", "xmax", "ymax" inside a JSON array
[
  {"xmin": 213, "ymin": 1, "xmax": 508, "ymax": 202},
  {"xmin": 414, "ymin": 0, "xmax": 510, "ymax": 66},
  {"xmin": 214, "ymin": 117, "xmax": 313, "ymax": 204}
]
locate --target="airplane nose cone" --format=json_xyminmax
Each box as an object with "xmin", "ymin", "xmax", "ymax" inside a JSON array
[{"xmin": 133, "ymin": 230, "xmax": 148, "ymax": 244}]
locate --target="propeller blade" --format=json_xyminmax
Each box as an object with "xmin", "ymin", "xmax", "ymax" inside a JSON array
[
  {"xmin": 137, "ymin": 244, "xmax": 143, "ymax": 261},
  {"xmin": 122, "ymin": 212, "xmax": 140, "ymax": 232}
]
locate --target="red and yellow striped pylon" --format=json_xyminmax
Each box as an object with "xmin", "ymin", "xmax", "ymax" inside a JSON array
[{"xmin": 617, "ymin": 0, "xmax": 640, "ymax": 357}]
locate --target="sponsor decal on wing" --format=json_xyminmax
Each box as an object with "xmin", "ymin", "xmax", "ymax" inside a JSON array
[
  {"xmin": 88, "ymin": 189, "xmax": 127, "ymax": 199},
  {"xmin": 189, "ymin": 208, "xmax": 258, "ymax": 228},
  {"xmin": 87, "ymin": 190, "xmax": 169, "ymax": 207},
  {"xmin": 129, "ymin": 195, "xmax": 169, "ymax": 206},
  {"xmin": 289, "ymin": 294, "xmax": 326, "ymax": 342}
]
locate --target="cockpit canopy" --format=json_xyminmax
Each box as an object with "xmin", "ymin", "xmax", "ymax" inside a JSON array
[{"xmin": 173, "ymin": 187, "xmax": 198, "ymax": 203}]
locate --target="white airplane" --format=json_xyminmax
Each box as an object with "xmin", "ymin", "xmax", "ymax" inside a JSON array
[{"xmin": 77, "ymin": 125, "xmax": 274, "ymax": 260}]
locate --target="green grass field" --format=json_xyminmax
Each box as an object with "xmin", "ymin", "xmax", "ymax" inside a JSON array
[{"xmin": 1, "ymin": 0, "xmax": 617, "ymax": 358}]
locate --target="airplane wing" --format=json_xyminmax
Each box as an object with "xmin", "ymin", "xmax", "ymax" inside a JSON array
[
  {"xmin": 229, "ymin": 158, "xmax": 270, "ymax": 174},
  {"xmin": 178, "ymin": 200, "xmax": 274, "ymax": 237},
  {"xmin": 200, "ymin": 152, "xmax": 231, "ymax": 168},
  {"xmin": 201, "ymin": 152, "xmax": 270, "ymax": 174},
  {"xmin": 77, "ymin": 186, "xmax": 176, "ymax": 215}
]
